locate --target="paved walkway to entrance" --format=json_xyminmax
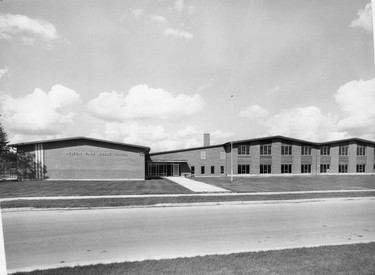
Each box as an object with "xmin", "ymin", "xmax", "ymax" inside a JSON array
[{"xmin": 165, "ymin": 177, "xmax": 229, "ymax": 193}]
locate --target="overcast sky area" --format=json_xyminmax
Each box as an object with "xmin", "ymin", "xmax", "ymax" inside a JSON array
[{"xmin": 0, "ymin": 0, "xmax": 374, "ymax": 152}]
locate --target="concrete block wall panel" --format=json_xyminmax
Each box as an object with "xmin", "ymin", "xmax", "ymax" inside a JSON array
[
  {"xmin": 312, "ymin": 147, "xmax": 318, "ymax": 174},
  {"xmin": 151, "ymin": 146, "xmax": 227, "ymax": 176},
  {"xmin": 292, "ymin": 144, "xmax": 301, "ymax": 173},
  {"xmin": 348, "ymin": 142, "xmax": 357, "ymax": 173},
  {"xmin": 225, "ymin": 145, "xmax": 238, "ymax": 175},
  {"xmin": 330, "ymin": 145, "xmax": 339, "ymax": 173},
  {"xmin": 366, "ymin": 146, "xmax": 375, "ymax": 173},
  {"xmin": 250, "ymin": 144, "xmax": 260, "ymax": 174},
  {"xmin": 271, "ymin": 141, "xmax": 281, "ymax": 174},
  {"xmin": 42, "ymin": 140, "xmax": 146, "ymax": 180}
]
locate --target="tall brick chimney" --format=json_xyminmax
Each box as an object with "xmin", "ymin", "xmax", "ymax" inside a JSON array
[{"xmin": 204, "ymin": 133, "xmax": 210, "ymax": 147}]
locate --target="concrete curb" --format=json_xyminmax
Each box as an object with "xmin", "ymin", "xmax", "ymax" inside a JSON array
[
  {"xmin": 1, "ymin": 189, "xmax": 375, "ymax": 202},
  {"xmin": 2, "ymin": 197, "xmax": 374, "ymax": 213}
]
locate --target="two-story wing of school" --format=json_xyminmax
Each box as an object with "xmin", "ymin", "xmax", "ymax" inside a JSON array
[{"xmin": 10, "ymin": 134, "xmax": 375, "ymax": 180}]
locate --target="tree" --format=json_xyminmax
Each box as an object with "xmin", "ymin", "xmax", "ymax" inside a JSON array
[
  {"xmin": 0, "ymin": 119, "xmax": 8, "ymax": 154},
  {"xmin": 0, "ymin": 120, "xmax": 14, "ymax": 176}
]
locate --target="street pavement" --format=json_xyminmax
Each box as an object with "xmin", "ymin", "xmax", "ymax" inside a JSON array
[{"xmin": 3, "ymin": 197, "xmax": 375, "ymax": 273}]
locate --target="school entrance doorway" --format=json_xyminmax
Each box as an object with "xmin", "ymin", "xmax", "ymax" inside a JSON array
[{"xmin": 147, "ymin": 161, "xmax": 190, "ymax": 178}]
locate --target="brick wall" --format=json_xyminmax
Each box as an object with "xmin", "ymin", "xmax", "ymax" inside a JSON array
[{"xmin": 17, "ymin": 139, "xmax": 146, "ymax": 180}]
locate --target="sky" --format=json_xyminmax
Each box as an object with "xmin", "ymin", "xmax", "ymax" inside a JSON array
[{"xmin": 0, "ymin": 0, "xmax": 374, "ymax": 152}]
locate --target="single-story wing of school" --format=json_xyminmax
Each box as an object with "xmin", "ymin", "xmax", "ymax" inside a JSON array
[{"xmin": 9, "ymin": 134, "xmax": 375, "ymax": 180}]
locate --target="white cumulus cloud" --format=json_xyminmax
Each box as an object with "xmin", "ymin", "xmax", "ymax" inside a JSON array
[
  {"xmin": 102, "ymin": 122, "xmax": 232, "ymax": 152},
  {"xmin": 264, "ymin": 106, "xmax": 343, "ymax": 141},
  {"xmin": 87, "ymin": 84, "xmax": 204, "ymax": 122},
  {"xmin": 0, "ymin": 85, "xmax": 81, "ymax": 135},
  {"xmin": 335, "ymin": 78, "xmax": 375, "ymax": 136},
  {"xmin": 0, "ymin": 13, "xmax": 60, "ymax": 46},
  {"xmin": 350, "ymin": 3, "xmax": 373, "ymax": 33},
  {"xmin": 239, "ymin": 105, "xmax": 269, "ymax": 119},
  {"xmin": 164, "ymin": 28, "xmax": 193, "ymax": 39}
]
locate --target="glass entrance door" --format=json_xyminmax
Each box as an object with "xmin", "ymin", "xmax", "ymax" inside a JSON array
[{"xmin": 173, "ymin": 164, "xmax": 179, "ymax": 176}]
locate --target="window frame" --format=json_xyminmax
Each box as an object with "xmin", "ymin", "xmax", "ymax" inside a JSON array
[
  {"xmin": 338, "ymin": 164, "xmax": 348, "ymax": 173},
  {"xmin": 260, "ymin": 145, "xmax": 272, "ymax": 155},
  {"xmin": 339, "ymin": 146, "xmax": 348, "ymax": 156},
  {"xmin": 356, "ymin": 164, "xmax": 365, "ymax": 173},
  {"xmin": 211, "ymin": 166, "xmax": 215, "ymax": 174},
  {"xmin": 301, "ymin": 146, "xmax": 312, "ymax": 156},
  {"xmin": 320, "ymin": 164, "xmax": 330, "ymax": 173},
  {"xmin": 301, "ymin": 164, "xmax": 312, "ymax": 173},
  {"xmin": 357, "ymin": 146, "xmax": 366, "ymax": 156},
  {"xmin": 281, "ymin": 145, "xmax": 292, "ymax": 156},
  {"xmin": 238, "ymin": 145, "xmax": 250, "ymax": 155},
  {"xmin": 201, "ymin": 166, "xmax": 205, "ymax": 174},
  {"xmin": 191, "ymin": 166, "xmax": 195, "ymax": 175},
  {"xmin": 220, "ymin": 166, "xmax": 225, "ymax": 174},
  {"xmin": 238, "ymin": 164, "xmax": 250, "ymax": 174},
  {"xmin": 260, "ymin": 164, "xmax": 271, "ymax": 174},
  {"xmin": 281, "ymin": 164, "xmax": 292, "ymax": 173},
  {"xmin": 320, "ymin": 146, "xmax": 330, "ymax": 156}
]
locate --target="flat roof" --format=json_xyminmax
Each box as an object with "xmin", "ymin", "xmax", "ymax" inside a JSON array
[
  {"xmin": 9, "ymin": 136, "xmax": 150, "ymax": 151},
  {"xmin": 151, "ymin": 135, "xmax": 375, "ymax": 155}
]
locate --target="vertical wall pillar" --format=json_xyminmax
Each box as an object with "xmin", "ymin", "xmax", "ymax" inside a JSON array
[
  {"xmin": 250, "ymin": 144, "xmax": 260, "ymax": 174},
  {"xmin": 272, "ymin": 141, "xmax": 281, "ymax": 174},
  {"xmin": 312, "ymin": 147, "xmax": 319, "ymax": 174},
  {"xmin": 292, "ymin": 144, "xmax": 301, "ymax": 174},
  {"xmin": 330, "ymin": 145, "xmax": 339, "ymax": 173},
  {"xmin": 348, "ymin": 142, "xmax": 357, "ymax": 173},
  {"xmin": 366, "ymin": 146, "xmax": 374, "ymax": 173}
]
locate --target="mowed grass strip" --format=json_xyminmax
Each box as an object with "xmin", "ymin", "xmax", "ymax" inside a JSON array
[
  {"xmin": 2, "ymin": 191, "xmax": 375, "ymax": 209},
  {"xmin": 198, "ymin": 175, "xmax": 375, "ymax": 193},
  {"xmin": 12, "ymin": 242, "xmax": 375, "ymax": 275},
  {"xmin": 0, "ymin": 179, "xmax": 192, "ymax": 198}
]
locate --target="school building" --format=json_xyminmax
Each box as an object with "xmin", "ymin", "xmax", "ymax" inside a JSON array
[{"xmin": 10, "ymin": 134, "xmax": 375, "ymax": 180}]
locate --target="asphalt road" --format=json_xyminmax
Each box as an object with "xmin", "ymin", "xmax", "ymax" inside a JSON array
[{"xmin": 3, "ymin": 198, "xmax": 375, "ymax": 273}]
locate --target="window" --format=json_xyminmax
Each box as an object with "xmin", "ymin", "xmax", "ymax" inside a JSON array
[
  {"xmin": 260, "ymin": 145, "xmax": 271, "ymax": 155},
  {"xmin": 357, "ymin": 146, "xmax": 366, "ymax": 156},
  {"xmin": 281, "ymin": 164, "xmax": 292, "ymax": 173},
  {"xmin": 220, "ymin": 166, "xmax": 225, "ymax": 174},
  {"xmin": 200, "ymin": 151, "xmax": 206, "ymax": 159},
  {"xmin": 321, "ymin": 146, "xmax": 330, "ymax": 156},
  {"xmin": 301, "ymin": 146, "xmax": 312, "ymax": 155},
  {"xmin": 301, "ymin": 164, "xmax": 311, "ymax": 173},
  {"xmin": 357, "ymin": 164, "xmax": 365, "ymax": 173},
  {"xmin": 220, "ymin": 151, "xmax": 226, "ymax": 159},
  {"xmin": 211, "ymin": 166, "xmax": 215, "ymax": 174},
  {"xmin": 201, "ymin": 166, "xmax": 205, "ymax": 174},
  {"xmin": 339, "ymin": 146, "xmax": 348, "ymax": 156},
  {"xmin": 191, "ymin": 166, "xmax": 195, "ymax": 175},
  {"xmin": 339, "ymin": 164, "xmax": 348, "ymax": 173},
  {"xmin": 320, "ymin": 164, "xmax": 330, "ymax": 173},
  {"xmin": 281, "ymin": 145, "xmax": 292, "ymax": 155},
  {"xmin": 238, "ymin": 164, "xmax": 250, "ymax": 174},
  {"xmin": 238, "ymin": 145, "xmax": 250, "ymax": 155},
  {"xmin": 260, "ymin": 164, "xmax": 271, "ymax": 174}
]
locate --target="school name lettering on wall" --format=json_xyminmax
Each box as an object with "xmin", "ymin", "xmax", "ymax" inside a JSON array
[{"xmin": 65, "ymin": 151, "xmax": 144, "ymax": 157}]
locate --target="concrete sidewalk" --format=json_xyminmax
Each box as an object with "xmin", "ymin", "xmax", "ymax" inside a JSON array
[
  {"xmin": 165, "ymin": 177, "xmax": 229, "ymax": 192},
  {"xmin": 0, "ymin": 189, "xmax": 374, "ymax": 202}
]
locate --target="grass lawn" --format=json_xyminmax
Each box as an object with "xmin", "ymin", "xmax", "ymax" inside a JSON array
[
  {"xmin": 0, "ymin": 179, "xmax": 192, "ymax": 199},
  {"xmin": 197, "ymin": 175, "xmax": 375, "ymax": 193},
  {"xmin": 2, "ymin": 191, "xmax": 375, "ymax": 209},
  {"xmin": 13, "ymin": 242, "xmax": 375, "ymax": 275}
]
